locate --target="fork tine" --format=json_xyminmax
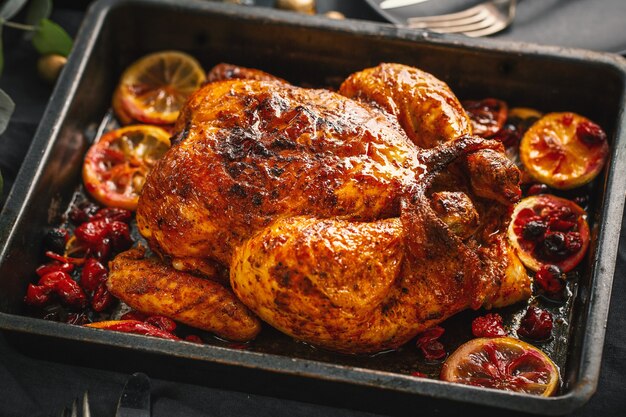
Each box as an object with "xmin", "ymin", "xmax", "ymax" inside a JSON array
[
  {"xmin": 461, "ymin": 20, "xmax": 508, "ymax": 37},
  {"xmin": 406, "ymin": 4, "xmax": 483, "ymax": 24},
  {"xmin": 82, "ymin": 392, "xmax": 91, "ymax": 417},
  {"xmin": 408, "ymin": 8, "xmax": 491, "ymax": 29},
  {"xmin": 426, "ymin": 14, "xmax": 498, "ymax": 33},
  {"xmin": 70, "ymin": 398, "xmax": 79, "ymax": 417}
]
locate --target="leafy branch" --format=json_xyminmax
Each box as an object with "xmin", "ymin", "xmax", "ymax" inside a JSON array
[{"xmin": 0, "ymin": 0, "xmax": 74, "ymax": 196}]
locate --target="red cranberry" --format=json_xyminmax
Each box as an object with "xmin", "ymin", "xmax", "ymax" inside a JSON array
[
  {"xmin": 145, "ymin": 316, "xmax": 177, "ymax": 333},
  {"xmin": 68, "ymin": 201, "xmax": 99, "ymax": 225},
  {"xmin": 472, "ymin": 313, "xmax": 506, "ymax": 338},
  {"xmin": 43, "ymin": 228, "xmax": 69, "ymax": 254},
  {"xmin": 53, "ymin": 276, "xmax": 88, "ymax": 309},
  {"xmin": 535, "ymin": 264, "xmax": 565, "ymax": 295},
  {"xmin": 540, "ymin": 232, "xmax": 568, "ymax": 260},
  {"xmin": 89, "ymin": 239, "xmax": 112, "ymax": 263},
  {"xmin": 91, "ymin": 208, "xmax": 132, "ymax": 223},
  {"xmin": 81, "ymin": 258, "xmax": 108, "ymax": 292},
  {"xmin": 526, "ymin": 183, "xmax": 550, "ymax": 196},
  {"xmin": 91, "ymin": 283, "xmax": 115, "ymax": 312},
  {"xmin": 522, "ymin": 220, "xmax": 547, "ymax": 241},
  {"xmin": 410, "ymin": 371, "xmax": 427, "ymax": 378},
  {"xmin": 416, "ymin": 326, "xmax": 446, "ymax": 361},
  {"xmin": 492, "ymin": 123, "xmax": 520, "ymax": 147},
  {"xmin": 185, "ymin": 335, "xmax": 203, "ymax": 344},
  {"xmin": 518, "ymin": 307, "xmax": 553, "ymax": 340},
  {"xmin": 565, "ymin": 232, "xmax": 583, "ymax": 253},
  {"xmin": 121, "ymin": 311, "xmax": 148, "ymax": 321},
  {"xmin": 108, "ymin": 221, "xmax": 132, "ymax": 251},
  {"xmin": 576, "ymin": 121, "xmax": 606, "ymax": 146},
  {"xmin": 24, "ymin": 284, "xmax": 52, "ymax": 306},
  {"xmin": 75, "ymin": 220, "xmax": 111, "ymax": 246},
  {"xmin": 548, "ymin": 217, "xmax": 576, "ymax": 232}
]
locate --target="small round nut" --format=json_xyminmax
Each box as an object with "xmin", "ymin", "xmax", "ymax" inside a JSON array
[
  {"xmin": 324, "ymin": 10, "xmax": 345, "ymax": 20},
  {"xmin": 37, "ymin": 54, "xmax": 67, "ymax": 84},
  {"xmin": 276, "ymin": 0, "xmax": 316, "ymax": 14}
]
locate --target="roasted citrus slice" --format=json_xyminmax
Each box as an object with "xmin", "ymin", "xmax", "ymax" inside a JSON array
[
  {"xmin": 519, "ymin": 112, "xmax": 609, "ymax": 189},
  {"xmin": 114, "ymin": 51, "xmax": 206, "ymax": 125},
  {"xmin": 441, "ymin": 337, "xmax": 559, "ymax": 396},
  {"xmin": 462, "ymin": 98, "xmax": 508, "ymax": 138},
  {"xmin": 83, "ymin": 125, "xmax": 171, "ymax": 210},
  {"xmin": 508, "ymin": 194, "xmax": 589, "ymax": 272}
]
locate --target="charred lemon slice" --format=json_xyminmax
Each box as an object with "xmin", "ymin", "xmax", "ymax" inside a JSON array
[
  {"xmin": 441, "ymin": 337, "xmax": 559, "ymax": 396},
  {"xmin": 520, "ymin": 112, "xmax": 609, "ymax": 189},
  {"xmin": 113, "ymin": 51, "xmax": 206, "ymax": 125},
  {"xmin": 83, "ymin": 125, "xmax": 171, "ymax": 210},
  {"xmin": 508, "ymin": 194, "xmax": 589, "ymax": 273}
]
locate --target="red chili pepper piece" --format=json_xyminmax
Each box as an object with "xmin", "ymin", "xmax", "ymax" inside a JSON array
[
  {"xmin": 416, "ymin": 326, "xmax": 446, "ymax": 361},
  {"xmin": 102, "ymin": 320, "xmax": 180, "ymax": 340},
  {"xmin": 185, "ymin": 335, "xmax": 203, "ymax": 344},
  {"xmin": 36, "ymin": 261, "xmax": 75, "ymax": 277},
  {"xmin": 145, "ymin": 316, "xmax": 177, "ymax": 333},
  {"xmin": 472, "ymin": 313, "xmax": 506, "ymax": 338},
  {"xmin": 81, "ymin": 258, "xmax": 108, "ymax": 292},
  {"xmin": 518, "ymin": 307, "xmax": 553, "ymax": 340},
  {"xmin": 92, "ymin": 282, "xmax": 116, "ymax": 312}
]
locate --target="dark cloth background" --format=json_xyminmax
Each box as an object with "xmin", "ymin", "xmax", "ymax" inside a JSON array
[{"xmin": 1, "ymin": 1, "xmax": 625, "ymax": 416}]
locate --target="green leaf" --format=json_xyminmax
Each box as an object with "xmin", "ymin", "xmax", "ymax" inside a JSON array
[
  {"xmin": 25, "ymin": 0, "xmax": 52, "ymax": 26},
  {"xmin": 0, "ymin": 0, "xmax": 29, "ymax": 20},
  {"xmin": 32, "ymin": 18, "xmax": 73, "ymax": 56},
  {"xmin": 0, "ymin": 88, "xmax": 16, "ymax": 136}
]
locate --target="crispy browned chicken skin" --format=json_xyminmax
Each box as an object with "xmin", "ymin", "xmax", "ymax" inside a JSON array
[{"xmin": 124, "ymin": 63, "xmax": 530, "ymax": 353}]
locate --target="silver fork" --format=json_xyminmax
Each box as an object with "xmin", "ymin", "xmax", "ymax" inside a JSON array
[
  {"xmin": 59, "ymin": 392, "xmax": 91, "ymax": 417},
  {"xmin": 406, "ymin": 0, "xmax": 518, "ymax": 37}
]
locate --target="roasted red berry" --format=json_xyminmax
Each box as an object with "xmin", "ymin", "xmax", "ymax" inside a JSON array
[
  {"xmin": 576, "ymin": 120, "xmax": 607, "ymax": 146},
  {"xmin": 68, "ymin": 201, "xmax": 99, "ymax": 225},
  {"xmin": 518, "ymin": 307, "xmax": 553, "ymax": 340},
  {"xmin": 521, "ymin": 220, "xmax": 547, "ymax": 242},
  {"xmin": 472, "ymin": 313, "xmax": 506, "ymax": 338},
  {"xmin": 108, "ymin": 221, "xmax": 132, "ymax": 251},
  {"xmin": 534, "ymin": 264, "xmax": 565, "ymax": 295},
  {"xmin": 416, "ymin": 326, "xmax": 447, "ymax": 361},
  {"xmin": 53, "ymin": 276, "xmax": 88, "ymax": 308},
  {"xmin": 526, "ymin": 183, "xmax": 551, "ymax": 196},
  {"xmin": 185, "ymin": 335, "xmax": 203, "ymax": 344},
  {"xmin": 75, "ymin": 219, "xmax": 110, "ymax": 246},
  {"xmin": 91, "ymin": 282, "xmax": 115, "ymax": 312},
  {"xmin": 145, "ymin": 316, "xmax": 177, "ymax": 333},
  {"xmin": 81, "ymin": 258, "xmax": 108, "ymax": 292},
  {"xmin": 24, "ymin": 284, "xmax": 52, "ymax": 306},
  {"xmin": 43, "ymin": 228, "xmax": 70, "ymax": 254},
  {"xmin": 121, "ymin": 311, "xmax": 148, "ymax": 321},
  {"xmin": 91, "ymin": 207, "xmax": 132, "ymax": 223}
]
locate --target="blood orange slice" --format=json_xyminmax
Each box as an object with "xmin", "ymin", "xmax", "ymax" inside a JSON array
[
  {"xmin": 113, "ymin": 51, "xmax": 205, "ymax": 125},
  {"xmin": 508, "ymin": 194, "xmax": 589, "ymax": 272},
  {"xmin": 441, "ymin": 337, "xmax": 559, "ymax": 396},
  {"xmin": 520, "ymin": 112, "xmax": 609, "ymax": 189}
]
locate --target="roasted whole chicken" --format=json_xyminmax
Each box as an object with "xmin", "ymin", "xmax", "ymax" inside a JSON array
[{"xmin": 108, "ymin": 63, "xmax": 531, "ymax": 354}]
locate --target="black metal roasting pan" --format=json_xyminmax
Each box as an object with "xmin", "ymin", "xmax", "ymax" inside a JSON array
[{"xmin": 1, "ymin": 0, "xmax": 626, "ymax": 414}]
